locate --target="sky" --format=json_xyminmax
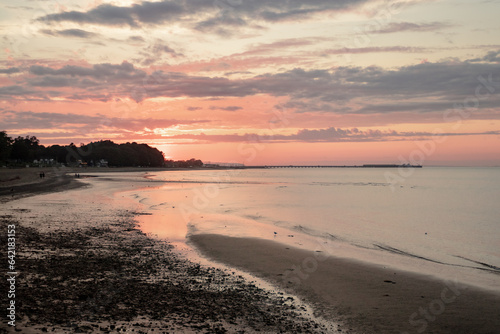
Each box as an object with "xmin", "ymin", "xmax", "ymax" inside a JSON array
[{"xmin": 1, "ymin": 0, "xmax": 500, "ymax": 166}]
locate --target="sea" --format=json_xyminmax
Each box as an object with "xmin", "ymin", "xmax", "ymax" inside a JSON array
[{"xmin": 121, "ymin": 167, "xmax": 500, "ymax": 292}]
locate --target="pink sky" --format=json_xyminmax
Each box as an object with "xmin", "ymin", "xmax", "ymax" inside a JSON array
[{"xmin": 1, "ymin": 0, "xmax": 500, "ymax": 166}]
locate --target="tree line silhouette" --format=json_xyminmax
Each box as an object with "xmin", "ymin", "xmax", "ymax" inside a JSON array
[{"xmin": 0, "ymin": 131, "xmax": 203, "ymax": 168}]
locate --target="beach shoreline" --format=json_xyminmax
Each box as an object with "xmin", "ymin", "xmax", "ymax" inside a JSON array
[
  {"xmin": 0, "ymin": 170, "xmax": 334, "ymax": 333},
  {"xmin": 0, "ymin": 169, "xmax": 84, "ymax": 202},
  {"xmin": 0, "ymin": 166, "xmax": 212, "ymax": 203},
  {"xmin": 190, "ymin": 233, "xmax": 500, "ymax": 334},
  {"xmin": 3, "ymin": 168, "xmax": 499, "ymax": 333}
]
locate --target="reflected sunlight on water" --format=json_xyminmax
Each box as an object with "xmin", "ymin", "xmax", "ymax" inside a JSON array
[{"xmin": 119, "ymin": 167, "xmax": 500, "ymax": 291}]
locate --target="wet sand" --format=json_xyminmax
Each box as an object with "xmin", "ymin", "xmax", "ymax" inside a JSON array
[
  {"xmin": 0, "ymin": 171, "xmax": 332, "ymax": 333},
  {"xmin": 3, "ymin": 169, "xmax": 499, "ymax": 333},
  {"xmin": 190, "ymin": 234, "xmax": 500, "ymax": 334},
  {"xmin": 0, "ymin": 167, "xmax": 197, "ymax": 202},
  {"xmin": 0, "ymin": 169, "xmax": 82, "ymax": 202}
]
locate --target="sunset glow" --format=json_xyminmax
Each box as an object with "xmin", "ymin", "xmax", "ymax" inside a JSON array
[{"xmin": 1, "ymin": 0, "xmax": 500, "ymax": 166}]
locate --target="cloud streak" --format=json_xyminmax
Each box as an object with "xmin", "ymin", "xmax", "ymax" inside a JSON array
[
  {"xmin": 470, "ymin": 50, "xmax": 500, "ymax": 63},
  {"xmin": 373, "ymin": 21, "xmax": 453, "ymax": 34},
  {"xmin": 2, "ymin": 52, "xmax": 500, "ymax": 118},
  {"xmin": 165, "ymin": 126, "xmax": 500, "ymax": 144},
  {"xmin": 210, "ymin": 106, "xmax": 243, "ymax": 111},
  {"xmin": 40, "ymin": 29, "xmax": 100, "ymax": 38},
  {"xmin": 0, "ymin": 110, "xmax": 210, "ymax": 134},
  {"xmin": 37, "ymin": 0, "xmax": 371, "ymax": 34},
  {"xmin": 0, "ymin": 67, "xmax": 21, "ymax": 75}
]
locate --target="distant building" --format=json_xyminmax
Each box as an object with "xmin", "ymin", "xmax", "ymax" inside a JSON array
[
  {"xmin": 203, "ymin": 162, "xmax": 245, "ymax": 168},
  {"xmin": 33, "ymin": 159, "xmax": 55, "ymax": 166},
  {"xmin": 97, "ymin": 159, "xmax": 108, "ymax": 167}
]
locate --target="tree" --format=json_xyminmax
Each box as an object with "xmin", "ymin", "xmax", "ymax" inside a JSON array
[
  {"xmin": 44, "ymin": 145, "xmax": 68, "ymax": 163},
  {"xmin": 10, "ymin": 135, "xmax": 43, "ymax": 162},
  {"xmin": 0, "ymin": 131, "xmax": 201, "ymax": 168},
  {"xmin": 0, "ymin": 131, "xmax": 13, "ymax": 162}
]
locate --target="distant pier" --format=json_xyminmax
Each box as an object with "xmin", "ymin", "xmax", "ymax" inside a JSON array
[
  {"xmin": 203, "ymin": 163, "xmax": 422, "ymax": 169},
  {"xmin": 204, "ymin": 164, "xmax": 423, "ymax": 169},
  {"xmin": 255, "ymin": 164, "xmax": 421, "ymax": 169}
]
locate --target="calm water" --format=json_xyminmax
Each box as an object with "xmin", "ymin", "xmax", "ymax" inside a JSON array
[{"xmin": 127, "ymin": 167, "xmax": 500, "ymax": 290}]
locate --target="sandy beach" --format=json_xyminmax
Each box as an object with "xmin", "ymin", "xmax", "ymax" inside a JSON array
[
  {"xmin": 0, "ymin": 169, "xmax": 333, "ymax": 333},
  {"xmin": 190, "ymin": 234, "xmax": 500, "ymax": 334},
  {"xmin": 2, "ymin": 168, "xmax": 500, "ymax": 334},
  {"xmin": 0, "ymin": 169, "xmax": 82, "ymax": 203}
]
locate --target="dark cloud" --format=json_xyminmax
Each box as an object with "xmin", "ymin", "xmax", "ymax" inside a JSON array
[
  {"xmin": 37, "ymin": 0, "xmax": 370, "ymax": 34},
  {"xmin": 232, "ymin": 37, "xmax": 321, "ymax": 58},
  {"xmin": 0, "ymin": 67, "xmax": 21, "ymax": 74},
  {"xmin": 38, "ymin": 4, "xmax": 139, "ymax": 27},
  {"xmin": 0, "ymin": 85, "xmax": 34, "ymax": 96},
  {"xmin": 470, "ymin": 50, "xmax": 500, "ymax": 63},
  {"xmin": 354, "ymin": 100, "xmax": 500, "ymax": 114},
  {"xmin": 1, "ymin": 110, "xmax": 105, "ymax": 130},
  {"xmin": 194, "ymin": 12, "xmax": 248, "ymax": 33},
  {"xmin": 255, "ymin": 61, "xmax": 500, "ymax": 113},
  {"xmin": 40, "ymin": 28, "xmax": 99, "ymax": 38},
  {"xmin": 0, "ymin": 110, "xmax": 210, "ymax": 133},
  {"xmin": 128, "ymin": 36, "xmax": 146, "ymax": 42},
  {"xmin": 5, "ymin": 53, "xmax": 500, "ymax": 116},
  {"xmin": 323, "ymin": 46, "xmax": 429, "ymax": 55},
  {"xmin": 3, "ymin": 109, "xmax": 499, "ymax": 144},
  {"xmin": 29, "ymin": 76, "xmax": 77, "ymax": 88},
  {"xmin": 198, "ymin": 0, "xmax": 369, "ymax": 25},
  {"xmin": 13, "ymin": 59, "xmax": 500, "ymax": 106},
  {"xmin": 165, "ymin": 127, "xmax": 500, "ymax": 144},
  {"xmin": 209, "ymin": 106, "xmax": 243, "ymax": 111},
  {"xmin": 373, "ymin": 21, "xmax": 453, "ymax": 34},
  {"xmin": 29, "ymin": 62, "xmax": 145, "ymax": 78},
  {"xmin": 224, "ymin": 71, "xmax": 253, "ymax": 76},
  {"xmin": 290, "ymin": 127, "xmax": 371, "ymax": 142},
  {"xmin": 331, "ymin": 61, "xmax": 499, "ymax": 100},
  {"xmin": 125, "ymin": 70, "xmax": 259, "ymax": 101},
  {"xmin": 137, "ymin": 40, "xmax": 183, "ymax": 66}
]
